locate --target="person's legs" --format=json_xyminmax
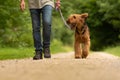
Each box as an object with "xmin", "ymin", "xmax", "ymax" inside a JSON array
[
  {"xmin": 30, "ymin": 9, "xmax": 42, "ymax": 59},
  {"xmin": 42, "ymin": 5, "xmax": 53, "ymax": 58}
]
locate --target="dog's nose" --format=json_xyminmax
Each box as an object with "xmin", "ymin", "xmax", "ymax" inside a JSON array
[{"xmin": 66, "ymin": 19, "xmax": 70, "ymax": 24}]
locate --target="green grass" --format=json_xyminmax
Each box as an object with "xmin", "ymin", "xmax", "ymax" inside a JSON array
[
  {"xmin": 0, "ymin": 39, "xmax": 73, "ymax": 60},
  {"xmin": 51, "ymin": 39, "xmax": 73, "ymax": 54},
  {"xmin": 104, "ymin": 46, "xmax": 120, "ymax": 57},
  {"xmin": 0, "ymin": 48, "xmax": 34, "ymax": 60},
  {"xmin": 0, "ymin": 46, "xmax": 73, "ymax": 60},
  {"xmin": 51, "ymin": 46, "xmax": 73, "ymax": 54}
]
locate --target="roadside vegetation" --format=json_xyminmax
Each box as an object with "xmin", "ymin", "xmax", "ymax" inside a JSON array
[
  {"xmin": 104, "ymin": 45, "xmax": 120, "ymax": 57},
  {"xmin": 0, "ymin": 40, "xmax": 73, "ymax": 60}
]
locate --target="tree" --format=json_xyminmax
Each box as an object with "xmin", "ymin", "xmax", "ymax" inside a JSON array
[{"xmin": 0, "ymin": 0, "xmax": 32, "ymax": 47}]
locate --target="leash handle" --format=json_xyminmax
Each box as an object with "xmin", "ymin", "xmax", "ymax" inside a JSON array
[{"xmin": 58, "ymin": 9, "xmax": 70, "ymax": 29}]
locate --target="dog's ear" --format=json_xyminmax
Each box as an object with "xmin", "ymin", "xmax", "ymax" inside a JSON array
[{"xmin": 81, "ymin": 13, "xmax": 88, "ymax": 19}]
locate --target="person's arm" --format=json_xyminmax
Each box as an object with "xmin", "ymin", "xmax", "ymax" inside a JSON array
[
  {"xmin": 55, "ymin": 0, "xmax": 61, "ymax": 10},
  {"xmin": 20, "ymin": 0, "xmax": 25, "ymax": 11}
]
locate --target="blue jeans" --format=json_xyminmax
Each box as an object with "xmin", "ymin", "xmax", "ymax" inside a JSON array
[{"xmin": 30, "ymin": 5, "xmax": 53, "ymax": 51}]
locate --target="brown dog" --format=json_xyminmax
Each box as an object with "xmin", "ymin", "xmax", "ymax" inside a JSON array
[{"xmin": 66, "ymin": 13, "xmax": 90, "ymax": 59}]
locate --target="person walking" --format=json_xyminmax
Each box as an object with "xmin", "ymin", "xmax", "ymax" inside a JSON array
[{"xmin": 20, "ymin": 0, "xmax": 60, "ymax": 60}]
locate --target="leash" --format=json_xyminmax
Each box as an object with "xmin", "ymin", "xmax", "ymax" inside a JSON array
[{"xmin": 58, "ymin": 8, "xmax": 71, "ymax": 29}]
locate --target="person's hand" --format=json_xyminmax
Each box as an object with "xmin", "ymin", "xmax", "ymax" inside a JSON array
[
  {"xmin": 20, "ymin": 0, "xmax": 25, "ymax": 11},
  {"xmin": 55, "ymin": 0, "xmax": 61, "ymax": 10}
]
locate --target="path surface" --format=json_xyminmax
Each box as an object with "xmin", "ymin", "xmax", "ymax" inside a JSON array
[{"xmin": 0, "ymin": 52, "xmax": 120, "ymax": 80}]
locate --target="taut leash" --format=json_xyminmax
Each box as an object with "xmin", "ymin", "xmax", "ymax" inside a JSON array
[{"xmin": 58, "ymin": 8, "xmax": 70, "ymax": 29}]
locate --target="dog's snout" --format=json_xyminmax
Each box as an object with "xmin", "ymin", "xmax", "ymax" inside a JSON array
[{"xmin": 66, "ymin": 19, "xmax": 70, "ymax": 24}]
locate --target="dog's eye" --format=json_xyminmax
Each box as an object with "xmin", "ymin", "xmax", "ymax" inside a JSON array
[{"xmin": 73, "ymin": 16, "xmax": 76, "ymax": 19}]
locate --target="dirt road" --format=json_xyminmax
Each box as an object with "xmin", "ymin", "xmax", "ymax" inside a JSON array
[{"xmin": 0, "ymin": 52, "xmax": 120, "ymax": 80}]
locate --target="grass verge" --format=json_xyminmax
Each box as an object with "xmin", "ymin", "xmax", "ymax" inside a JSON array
[
  {"xmin": 104, "ymin": 46, "xmax": 120, "ymax": 57},
  {"xmin": 0, "ymin": 48, "xmax": 34, "ymax": 60},
  {"xmin": 0, "ymin": 46, "xmax": 73, "ymax": 60}
]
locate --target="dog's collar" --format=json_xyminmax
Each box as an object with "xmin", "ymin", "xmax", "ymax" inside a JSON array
[{"xmin": 76, "ymin": 23, "xmax": 87, "ymax": 35}]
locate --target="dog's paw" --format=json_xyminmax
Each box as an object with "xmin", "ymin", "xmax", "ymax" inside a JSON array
[
  {"xmin": 82, "ymin": 52, "xmax": 88, "ymax": 59},
  {"xmin": 75, "ymin": 56, "xmax": 81, "ymax": 59}
]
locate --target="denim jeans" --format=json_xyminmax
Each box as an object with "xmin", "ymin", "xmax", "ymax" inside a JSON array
[{"xmin": 30, "ymin": 5, "xmax": 53, "ymax": 51}]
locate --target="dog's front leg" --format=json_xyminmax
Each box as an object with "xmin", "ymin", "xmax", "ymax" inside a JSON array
[
  {"xmin": 74, "ymin": 39, "xmax": 82, "ymax": 59},
  {"xmin": 82, "ymin": 41, "xmax": 90, "ymax": 58}
]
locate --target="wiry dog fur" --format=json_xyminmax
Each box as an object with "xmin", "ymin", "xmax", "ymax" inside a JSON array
[{"xmin": 66, "ymin": 13, "xmax": 90, "ymax": 59}]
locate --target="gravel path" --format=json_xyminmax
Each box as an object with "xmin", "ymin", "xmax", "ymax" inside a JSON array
[{"xmin": 0, "ymin": 52, "xmax": 120, "ymax": 80}]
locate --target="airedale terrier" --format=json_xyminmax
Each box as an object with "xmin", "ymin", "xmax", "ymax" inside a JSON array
[{"xmin": 66, "ymin": 13, "xmax": 90, "ymax": 59}]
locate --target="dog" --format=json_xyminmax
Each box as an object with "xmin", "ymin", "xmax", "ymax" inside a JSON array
[{"xmin": 66, "ymin": 13, "xmax": 90, "ymax": 59}]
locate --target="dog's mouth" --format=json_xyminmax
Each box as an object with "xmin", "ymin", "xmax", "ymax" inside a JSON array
[
  {"xmin": 68, "ymin": 23, "xmax": 77, "ymax": 30},
  {"xmin": 66, "ymin": 20, "xmax": 77, "ymax": 30}
]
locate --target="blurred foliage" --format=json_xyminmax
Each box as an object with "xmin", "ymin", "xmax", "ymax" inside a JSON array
[
  {"xmin": 104, "ymin": 45, "xmax": 120, "ymax": 56},
  {"xmin": 0, "ymin": 0, "xmax": 33, "ymax": 47},
  {"xmin": 0, "ymin": 0, "xmax": 120, "ymax": 51}
]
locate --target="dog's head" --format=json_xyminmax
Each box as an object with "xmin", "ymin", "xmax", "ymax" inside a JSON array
[{"xmin": 66, "ymin": 13, "xmax": 88, "ymax": 30}]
